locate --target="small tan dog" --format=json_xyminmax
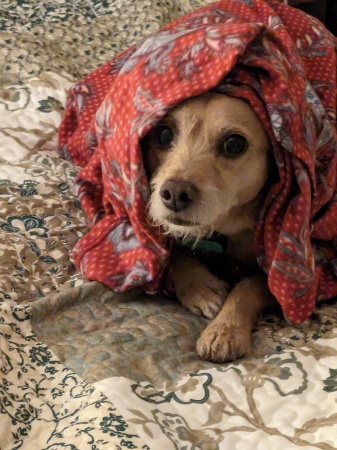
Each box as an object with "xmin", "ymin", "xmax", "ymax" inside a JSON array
[{"xmin": 142, "ymin": 92, "xmax": 274, "ymax": 363}]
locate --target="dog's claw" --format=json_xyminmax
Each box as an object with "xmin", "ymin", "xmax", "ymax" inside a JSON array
[
  {"xmin": 196, "ymin": 323, "xmax": 251, "ymax": 363},
  {"xmin": 177, "ymin": 278, "xmax": 228, "ymax": 320},
  {"xmin": 172, "ymin": 254, "xmax": 229, "ymax": 320}
]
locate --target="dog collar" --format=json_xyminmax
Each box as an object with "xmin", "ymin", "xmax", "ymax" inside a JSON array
[{"xmin": 181, "ymin": 235, "xmax": 227, "ymax": 254}]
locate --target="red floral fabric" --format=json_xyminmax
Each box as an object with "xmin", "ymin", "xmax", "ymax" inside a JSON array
[{"xmin": 59, "ymin": 0, "xmax": 337, "ymax": 324}]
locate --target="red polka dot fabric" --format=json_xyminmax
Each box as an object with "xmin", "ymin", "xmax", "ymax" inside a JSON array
[{"xmin": 59, "ymin": 0, "xmax": 337, "ymax": 324}]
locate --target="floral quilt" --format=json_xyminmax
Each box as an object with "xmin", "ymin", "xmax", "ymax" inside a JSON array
[{"xmin": 1, "ymin": 1, "xmax": 337, "ymax": 449}]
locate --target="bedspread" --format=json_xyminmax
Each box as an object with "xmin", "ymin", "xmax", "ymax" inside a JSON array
[{"xmin": 1, "ymin": 1, "xmax": 337, "ymax": 449}]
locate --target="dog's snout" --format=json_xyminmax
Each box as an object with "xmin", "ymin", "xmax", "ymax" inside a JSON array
[{"xmin": 159, "ymin": 179, "xmax": 198, "ymax": 212}]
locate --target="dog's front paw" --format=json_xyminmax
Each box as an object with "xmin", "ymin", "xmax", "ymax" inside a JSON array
[
  {"xmin": 196, "ymin": 322, "xmax": 251, "ymax": 363},
  {"xmin": 175, "ymin": 272, "xmax": 228, "ymax": 320}
]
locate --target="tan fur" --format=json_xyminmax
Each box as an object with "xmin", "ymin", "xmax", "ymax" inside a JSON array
[{"xmin": 142, "ymin": 92, "xmax": 274, "ymax": 363}]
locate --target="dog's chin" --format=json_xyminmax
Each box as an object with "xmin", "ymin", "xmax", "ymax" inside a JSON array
[
  {"xmin": 168, "ymin": 217, "xmax": 200, "ymax": 227},
  {"xmin": 157, "ymin": 217, "xmax": 213, "ymax": 240}
]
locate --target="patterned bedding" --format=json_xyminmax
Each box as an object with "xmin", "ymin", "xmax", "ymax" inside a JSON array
[{"xmin": 1, "ymin": 1, "xmax": 337, "ymax": 449}]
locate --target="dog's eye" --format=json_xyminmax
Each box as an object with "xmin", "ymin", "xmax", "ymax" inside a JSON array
[
  {"xmin": 153, "ymin": 124, "xmax": 174, "ymax": 150},
  {"xmin": 220, "ymin": 134, "xmax": 247, "ymax": 158}
]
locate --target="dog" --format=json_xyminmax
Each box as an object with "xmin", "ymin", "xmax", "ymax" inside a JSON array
[{"xmin": 142, "ymin": 91, "xmax": 275, "ymax": 363}]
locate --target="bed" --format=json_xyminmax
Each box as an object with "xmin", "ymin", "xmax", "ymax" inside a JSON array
[{"xmin": 1, "ymin": 1, "xmax": 337, "ymax": 449}]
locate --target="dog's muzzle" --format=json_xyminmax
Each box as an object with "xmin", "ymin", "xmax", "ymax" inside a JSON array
[{"xmin": 159, "ymin": 179, "xmax": 198, "ymax": 212}]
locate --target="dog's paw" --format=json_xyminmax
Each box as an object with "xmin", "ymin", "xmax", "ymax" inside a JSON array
[
  {"xmin": 196, "ymin": 322, "xmax": 251, "ymax": 363},
  {"xmin": 175, "ymin": 273, "xmax": 228, "ymax": 320}
]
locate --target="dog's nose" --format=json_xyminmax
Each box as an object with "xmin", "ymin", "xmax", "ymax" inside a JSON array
[{"xmin": 159, "ymin": 179, "xmax": 198, "ymax": 212}]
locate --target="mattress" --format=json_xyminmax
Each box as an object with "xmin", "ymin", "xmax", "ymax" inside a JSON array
[{"xmin": 1, "ymin": 1, "xmax": 337, "ymax": 449}]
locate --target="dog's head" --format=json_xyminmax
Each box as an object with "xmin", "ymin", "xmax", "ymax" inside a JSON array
[{"xmin": 142, "ymin": 92, "xmax": 271, "ymax": 240}]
